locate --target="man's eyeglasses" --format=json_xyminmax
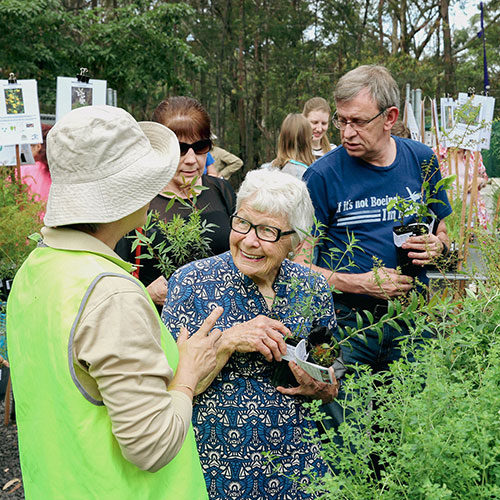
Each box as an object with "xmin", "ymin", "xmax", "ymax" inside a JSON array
[
  {"xmin": 178, "ymin": 138, "xmax": 212, "ymax": 156},
  {"xmin": 230, "ymin": 215, "xmax": 295, "ymax": 242},
  {"xmin": 332, "ymin": 108, "xmax": 387, "ymax": 131}
]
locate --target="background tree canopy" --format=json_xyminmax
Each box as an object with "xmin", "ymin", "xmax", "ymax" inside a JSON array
[{"xmin": 1, "ymin": 0, "xmax": 499, "ymax": 179}]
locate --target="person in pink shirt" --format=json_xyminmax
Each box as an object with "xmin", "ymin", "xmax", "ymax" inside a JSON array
[{"xmin": 20, "ymin": 124, "xmax": 52, "ymax": 203}]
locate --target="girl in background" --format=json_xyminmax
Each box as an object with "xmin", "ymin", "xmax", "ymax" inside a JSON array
[
  {"xmin": 266, "ymin": 113, "xmax": 315, "ymax": 180},
  {"xmin": 302, "ymin": 97, "xmax": 335, "ymax": 158}
]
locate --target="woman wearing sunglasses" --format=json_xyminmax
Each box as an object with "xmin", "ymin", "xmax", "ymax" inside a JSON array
[
  {"xmin": 116, "ymin": 96, "xmax": 236, "ymax": 308},
  {"xmin": 162, "ymin": 169, "xmax": 339, "ymax": 500}
]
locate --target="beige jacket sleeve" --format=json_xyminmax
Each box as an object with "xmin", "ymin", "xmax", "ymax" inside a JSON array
[
  {"xmin": 72, "ymin": 275, "xmax": 192, "ymax": 472},
  {"xmin": 212, "ymin": 146, "xmax": 243, "ymax": 179}
]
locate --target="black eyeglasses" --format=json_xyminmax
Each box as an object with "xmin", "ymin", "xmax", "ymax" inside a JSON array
[
  {"xmin": 178, "ymin": 138, "xmax": 212, "ymax": 156},
  {"xmin": 332, "ymin": 108, "xmax": 387, "ymax": 131},
  {"xmin": 230, "ymin": 215, "xmax": 295, "ymax": 242}
]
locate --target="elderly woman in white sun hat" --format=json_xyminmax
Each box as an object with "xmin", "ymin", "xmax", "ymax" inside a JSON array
[{"xmin": 6, "ymin": 105, "xmax": 221, "ymax": 500}]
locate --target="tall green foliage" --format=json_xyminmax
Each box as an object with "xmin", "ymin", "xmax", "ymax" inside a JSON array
[
  {"xmin": 1, "ymin": 0, "xmax": 499, "ymax": 173},
  {"xmin": 300, "ymin": 283, "xmax": 500, "ymax": 498},
  {"xmin": 0, "ymin": 0, "xmax": 201, "ymax": 118},
  {"xmin": 277, "ymin": 229, "xmax": 500, "ymax": 498}
]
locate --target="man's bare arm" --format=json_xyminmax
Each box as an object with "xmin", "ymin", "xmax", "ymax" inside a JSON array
[{"xmin": 294, "ymin": 238, "xmax": 413, "ymax": 299}]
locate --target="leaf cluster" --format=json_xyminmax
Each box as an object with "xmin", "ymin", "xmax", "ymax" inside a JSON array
[
  {"xmin": 129, "ymin": 179, "xmax": 216, "ymax": 279},
  {"xmin": 386, "ymin": 158, "xmax": 455, "ymax": 227},
  {"xmin": 280, "ymin": 219, "xmax": 361, "ymax": 341}
]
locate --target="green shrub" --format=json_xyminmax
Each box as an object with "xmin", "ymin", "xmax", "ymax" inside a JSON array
[
  {"xmin": 0, "ymin": 169, "xmax": 44, "ymax": 282},
  {"xmin": 300, "ymin": 284, "xmax": 500, "ymax": 499}
]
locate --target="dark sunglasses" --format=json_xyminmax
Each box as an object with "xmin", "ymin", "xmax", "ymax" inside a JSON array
[{"xmin": 178, "ymin": 138, "xmax": 212, "ymax": 156}]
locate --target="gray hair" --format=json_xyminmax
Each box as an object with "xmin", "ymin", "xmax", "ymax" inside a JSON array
[
  {"xmin": 334, "ymin": 65, "xmax": 400, "ymax": 111},
  {"xmin": 236, "ymin": 169, "xmax": 314, "ymax": 249}
]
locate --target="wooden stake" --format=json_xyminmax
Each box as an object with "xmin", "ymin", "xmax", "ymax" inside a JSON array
[
  {"xmin": 494, "ymin": 182, "xmax": 500, "ymax": 227},
  {"xmin": 15, "ymin": 144, "xmax": 22, "ymax": 188},
  {"xmin": 457, "ymin": 150, "xmax": 471, "ymax": 272},
  {"xmin": 452, "ymin": 149, "xmax": 460, "ymax": 198},
  {"xmin": 468, "ymin": 154, "xmax": 480, "ymax": 229},
  {"xmin": 4, "ymin": 373, "xmax": 11, "ymax": 426},
  {"xmin": 462, "ymin": 151, "xmax": 474, "ymax": 266}
]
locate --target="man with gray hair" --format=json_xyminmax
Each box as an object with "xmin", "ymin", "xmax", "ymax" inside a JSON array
[{"xmin": 298, "ymin": 65, "xmax": 451, "ymax": 385}]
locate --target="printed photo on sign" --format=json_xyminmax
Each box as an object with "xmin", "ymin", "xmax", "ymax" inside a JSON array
[
  {"xmin": 4, "ymin": 88, "xmax": 25, "ymax": 115},
  {"xmin": 457, "ymin": 103, "xmax": 481, "ymax": 127},
  {"xmin": 56, "ymin": 76, "xmax": 107, "ymax": 122},
  {"xmin": 71, "ymin": 85, "xmax": 93, "ymax": 109},
  {"xmin": 443, "ymin": 93, "xmax": 496, "ymax": 151},
  {"xmin": 443, "ymin": 102, "xmax": 454, "ymax": 130}
]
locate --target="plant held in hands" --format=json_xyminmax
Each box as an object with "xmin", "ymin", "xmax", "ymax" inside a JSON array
[
  {"xmin": 386, "ymin": 159, "xmax": 455, "ymax": 276},
  {"xmin": 270, "ymin": 221, "xmax": 360, "ymax": 387},
  {"xmin": 129, "ymin": 177, "xmax": 217, "ymax": 280}
]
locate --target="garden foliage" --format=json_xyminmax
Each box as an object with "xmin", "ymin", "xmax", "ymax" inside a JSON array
[
  {"xmin": 0, "ymin": 169, "xmax": 44, "ymax": 284},
  {"xmin": 130, "ymin": 180, "xmax": 216, "ymax": 279},
  {"xmin": 296, "ymin": 258, "xmax": 500, "ymax": 498}
]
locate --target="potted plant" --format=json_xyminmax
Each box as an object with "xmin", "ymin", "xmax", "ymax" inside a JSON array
[
  {"xmin": 426, "ymin": 195, "xmax": 463, "ymax": 273},
  {"xmin": 269, "ymin": 224, "xmax": 359, "ymax": 388},
  {"xmin": 386, "ymin": 163, "xmax": 454, "ymax": 276},
  {"xmin": 270, "ymin": 323, "xmax": 348, "ymax": 388},
  {"xmin": 129, "ymin": 177, "xmax": 217, "ymax": 280}
]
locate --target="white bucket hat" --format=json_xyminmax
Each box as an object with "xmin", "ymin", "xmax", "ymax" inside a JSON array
[{"xmin": 44, "ymin": 105, "xmax": 179, "ymax": 226}]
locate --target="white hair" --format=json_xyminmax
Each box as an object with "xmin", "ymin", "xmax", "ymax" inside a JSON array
[{"xmin": 236, "ymin": 169, "xmax": 314, "ymax": 248}]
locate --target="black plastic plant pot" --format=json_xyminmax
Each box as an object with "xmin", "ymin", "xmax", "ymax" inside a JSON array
[
  {"xmin": 269, "ymin": 326, "xmax": 348, "ymax": 387},
  {"xmin": 269, "ymin": 358, "xmax": 297, "ymax": 388},
  {"xmin": 425, "ymin": 243, "xmax": 460, "ymax": 273},
  {"xmin": 393, "ymin": 223, "xmax": 430, "ymax": 277},
  {"xmin": 269, "ymin": 337, "xmax": 301, "ymax": 389}
]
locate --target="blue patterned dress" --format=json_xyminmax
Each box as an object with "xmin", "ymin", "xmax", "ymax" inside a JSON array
[{"xmin": 162, "ymin": 251, "xmax": 336, "ymax": 500}]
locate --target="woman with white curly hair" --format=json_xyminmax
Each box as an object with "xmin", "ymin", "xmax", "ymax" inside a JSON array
[{"xmin": 162, "ymin": 168, "xmax": 338, "ymax": 500}]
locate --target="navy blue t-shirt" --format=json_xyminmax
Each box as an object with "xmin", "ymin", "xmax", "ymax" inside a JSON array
[{"xmin": 303, "ymin": 136, "xmax": 452, "ymax": 275}]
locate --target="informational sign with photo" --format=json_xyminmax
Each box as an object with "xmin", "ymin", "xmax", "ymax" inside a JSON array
[
  {"xmin": 0, "ymin": 79, "xmax": 42, "ymax": 147},
  {"xmin": 441, "ymin": 94, "xmax": 495, "ymax": 151},
  {"xmin": 440, "ymin": 97, "xmax": 456, "ymax": 135},
  {"xmin": 56, "ymin": 76, "xmax": 107, "ymax": 122}
]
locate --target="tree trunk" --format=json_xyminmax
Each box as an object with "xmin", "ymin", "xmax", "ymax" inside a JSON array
[
  {"xmin": 237, "ymin": 0, "xmax": 246, "ymax": 165},
  {"xmin": 391, "ymin": 9, "xmax": 399, "ymax": 54},
  {"xmin": 378, "ymin": 0, "xmax": 384, "ymax": 55},
  {"xmin": 440, "ymin": 0, "xmax": 455, "ymax": 94}
]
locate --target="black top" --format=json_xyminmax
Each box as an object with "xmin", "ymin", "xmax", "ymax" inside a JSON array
[{"xmin": 115, "ymin": 175, "xmax": 236, "ymax": 287}]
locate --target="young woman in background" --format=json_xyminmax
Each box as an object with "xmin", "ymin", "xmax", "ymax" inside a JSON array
[
  {"xmin": 265, "ymin": 113, "xmax": 315, "ymax": 180},
  {"xmin": 302, "ymin": 97, "xmax": 335, "ymax": 158}
]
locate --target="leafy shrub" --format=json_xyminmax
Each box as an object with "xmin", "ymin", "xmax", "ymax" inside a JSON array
[
  {"xmin": 0, "ymin": 169, "xmax": 44, "ymax": 282},
  {"xmin": 129, "ymin": 180, "xmax": 216, "ymax": 279},
  {"xmin": 299, "ymin": 283, "xmax": 500, "ymax": 499}
]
